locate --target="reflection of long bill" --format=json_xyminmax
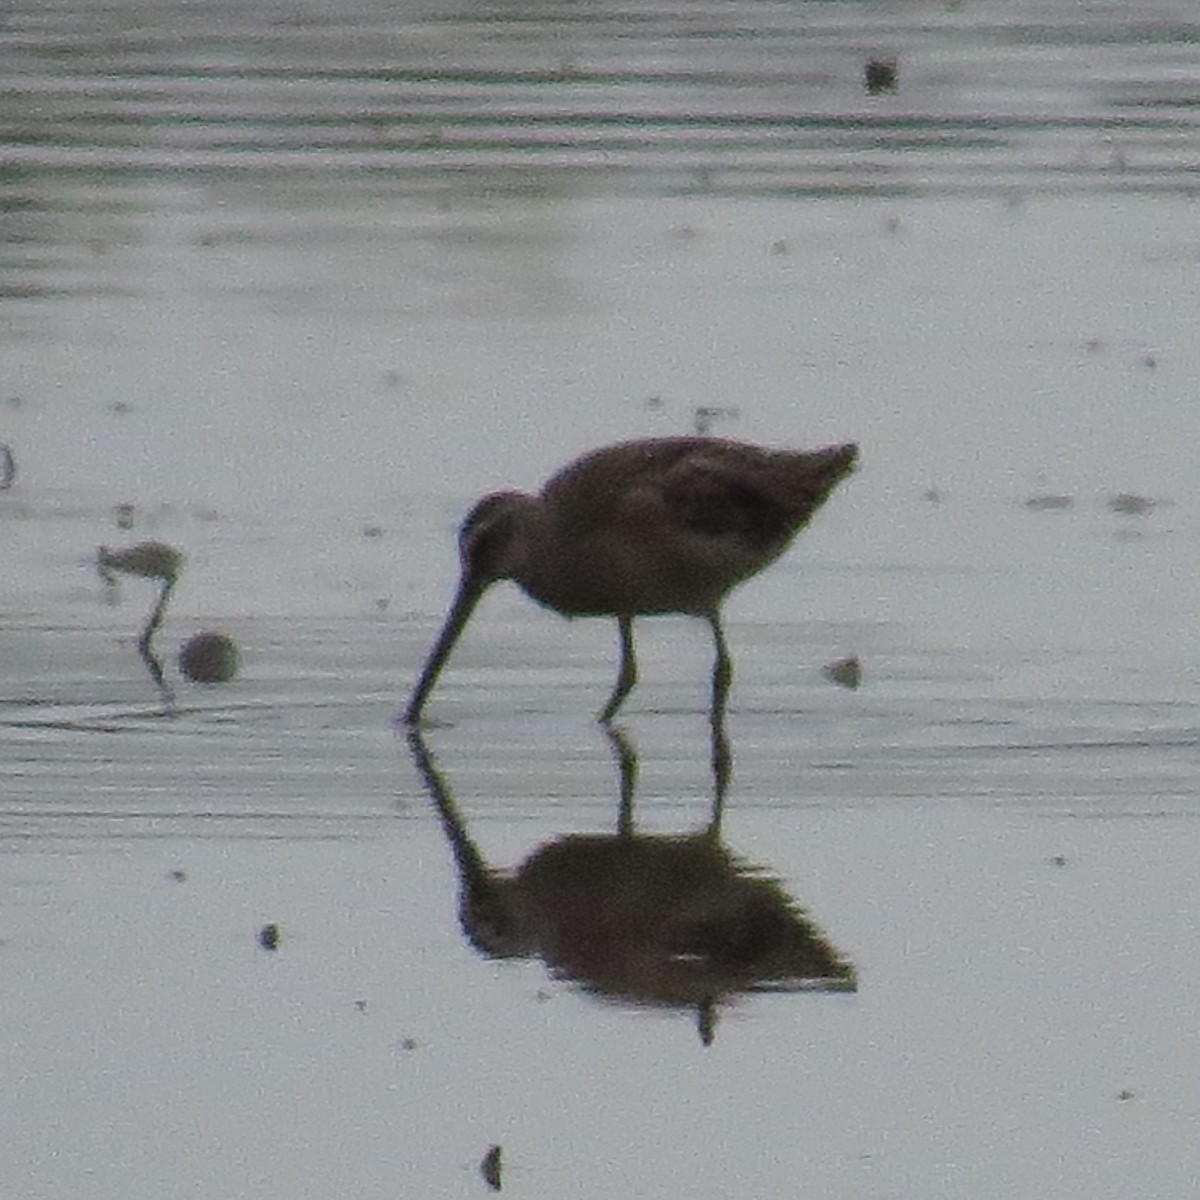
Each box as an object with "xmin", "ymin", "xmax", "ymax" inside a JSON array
[{"xmin": 404, "ymin": 573, "xmax": 486, "ymax": 723}]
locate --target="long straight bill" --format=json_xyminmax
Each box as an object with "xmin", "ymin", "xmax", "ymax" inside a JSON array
[{"xmin": 403, "ymin": 575, "xmax": 487, "ymax": 724}]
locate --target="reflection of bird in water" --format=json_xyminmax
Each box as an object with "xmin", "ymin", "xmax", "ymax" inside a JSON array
[
  {"xmin": 405, "ymin": 436, "xmax": 858, "ymax": 725},
  {"xmin": 97, "ymin": 540, "xmax": 185, "ymax": 710},
  {"xmin": 407, "ymin": 714, "xmax": 855, "ymax": 1045}
]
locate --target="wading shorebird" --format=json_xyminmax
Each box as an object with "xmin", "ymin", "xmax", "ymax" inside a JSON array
[
  {"xmin": 404, "ymin": 436, "xmax": 858, "ymax": 724},
  {"xmin": 98, "ymin": 540, "xmax": 185, "ymax": 708}
]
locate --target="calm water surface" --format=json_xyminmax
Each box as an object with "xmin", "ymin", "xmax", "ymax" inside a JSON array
[{"xmin": 3, "ymin": 3, "xmax": 1200, "ymax": 1198}]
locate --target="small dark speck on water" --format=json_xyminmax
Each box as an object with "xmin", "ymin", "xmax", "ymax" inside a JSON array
[
  {"xmin": 258, "ymin": 923, "xmax": 281, "ymax": 951},
  {"xmin": 481, "ymin": 1145, "xmax": 503, "ymax": 1192},
  {"xmin": 823, "ymin": 655, "xmax": 862, "ymax": 690},
  {"xmin": 1049, "ymin": 854, "xmax": 1068, "ymax": 867},
  {"xmin": 399, "ymin": 1037, "xmax": 419, "ymax": 1051},
  {"xmin": 692, "ymin": 404, "xmax": 739, "ymax": 435},
  {"xmin": 865, "ymin": 57, "xmax": 899, "ymax": 95},
  {"xmin": 362, "ymin": 524, "xmax": 384, "ymax": 538},
  {"xmin": 168, "ymin": 868, "xmax": 187, "ymax": 882},
  {"xmin": 354, "ymin": 999, "xmax": 368, "ymax": 1013},
  {"xmin": 1117, "ymin": 1089, "xmax": 1136, "ymax": 1101},
  {"xmin": 1024, "ymin": 494, "xmax": 1073, "ymax": 512},
  {"xmin": 1108, "ymin": 492, "xmax": 1153, "ymax": 516}
]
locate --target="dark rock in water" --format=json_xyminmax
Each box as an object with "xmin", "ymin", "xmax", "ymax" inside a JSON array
[
  {"xmin": 179, "ymin": 631, "xmax": 241, "ymax": 682},
  {"xmin": 258, "ymin": 923, "xmax": 281, "ymax": 951}
]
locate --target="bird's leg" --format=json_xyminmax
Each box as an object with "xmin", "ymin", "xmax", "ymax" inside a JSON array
[
  {"xmin": 138, "ymin": 580, "xmax": 176, "ymax": 711},
  {"xmin": 599, "ymin": 616, "xmax": 637, "ymax": 723},
  {"xmin": 705, "ymin": 611, "xmax": 733, "ymax": 807},
  {"xmin": 706, "ymin": 611, "xmax": 733, "ymax": 716},
  {"xmin": 137, "ymin": 579, "xmax": 174, "ymax": 656}
]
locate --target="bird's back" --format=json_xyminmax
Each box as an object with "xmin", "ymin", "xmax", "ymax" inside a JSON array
[{"xmin": 519, "ymin": 437, "xmax": 856, "ymax": 617}]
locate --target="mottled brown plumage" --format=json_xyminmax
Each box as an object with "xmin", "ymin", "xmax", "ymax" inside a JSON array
[{"xmin": 405, "ymin": 436, "xmax": 858, "ymax": 724}]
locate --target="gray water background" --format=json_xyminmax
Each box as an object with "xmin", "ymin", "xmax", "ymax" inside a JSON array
[{"xmin": 3, "ymin": 3, "xmax": 1200, "ymax": 1198}]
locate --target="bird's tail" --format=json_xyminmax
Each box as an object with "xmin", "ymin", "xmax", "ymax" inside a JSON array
[{"xmin": 784, "ymin": 442, "xmax": 859, "ymax": 521}]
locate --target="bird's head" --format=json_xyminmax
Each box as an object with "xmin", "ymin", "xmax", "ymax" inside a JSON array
[{"xmin": 458, "ymin": 490, "xmax": 538, "ymax": 586}]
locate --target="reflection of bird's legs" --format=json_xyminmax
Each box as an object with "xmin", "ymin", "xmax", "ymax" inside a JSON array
[
  {"xmin": 700, "ymin": 640, "xmax": 732, "ymax": 1046},
  {"xmin": 138, "ymin": 579, "xmax": 176, "ymax": 710},
  {"xmin": 602, "ymin": 722, "xmax": 639, "ymax": 838}
]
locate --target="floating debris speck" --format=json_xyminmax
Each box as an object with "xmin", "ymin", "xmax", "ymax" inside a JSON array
[
  {"xmin": 0, "ymin": 443, "xmax": 16, "ymax": 490},
  {"xmin": 1108, "ymin": 493, "xmax": 1154, "ymax": 516},
  {"xmin": 823, "ymin": 655, "xmax": 862, "ymax": 690},
  {"xmin": 258, "ymin": 923, "xmax": 281, "ymax": 951},
  {"xmin": 692, "ymin": 405, "xmax": 739, "ymax": 435},
  {"xmin": 480, "ymin": 1145, "xmax": 502, "ymax": 1192},
  {"xmin": 864, "ymin": 57, "xmax": 899, "ymax": 95},
  {"xmin": 1024, "ymin": 494, "xmax": 1073, "ymax": 512}
]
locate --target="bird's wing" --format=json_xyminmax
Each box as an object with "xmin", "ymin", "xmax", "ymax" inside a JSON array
[{"xmin": 654, "ymin": 452, "xmax": 794, "ymax": 553}]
